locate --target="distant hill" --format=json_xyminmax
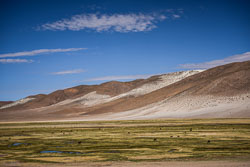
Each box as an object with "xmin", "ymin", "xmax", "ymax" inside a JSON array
[{"xmin": 0, "ymin": 61, "xmax": 249, "ymax": 122}]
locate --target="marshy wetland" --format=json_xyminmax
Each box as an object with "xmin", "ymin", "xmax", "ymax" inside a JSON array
[{"xmin": 0, "ymin": 118, "xmax": 250, "ymax": 165}]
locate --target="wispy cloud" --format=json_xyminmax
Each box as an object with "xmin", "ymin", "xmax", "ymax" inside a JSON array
[
  {"xmin": 0, "ymin": 59, "xmax": 33, "ymax": 63},
  {"xmin": 0, "ymin": 48, "xmax": 86, "ymax": 58},
  {"xmin": 179, "ymin": 52, "xmax": 250, "ymax": 69},
  {"xmin": 38, "ymin": 12, "xmax": 181, "ymax": 32},
  {"xmin": 51, "ymin": 69, "xmax": 85, "ymax": 75},
  {"xmin": 84, "ymin": 74, "xmax": 153, "ymax": 82},
  {"xmin": 172, "ymin": 14, "xmax": 181, "ymax": 19}
]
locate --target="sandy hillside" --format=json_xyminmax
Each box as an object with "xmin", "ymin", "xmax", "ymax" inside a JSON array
[{"xmin": 0, "ymin": 61, "xmax": 250, "ymax": 122}]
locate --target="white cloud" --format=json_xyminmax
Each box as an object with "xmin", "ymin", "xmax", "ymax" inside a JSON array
[
  {"xmin": 84, "ymin": 74, "xmax": 153, "ymax": 82},
  {"xmin": 51, "ymin": 69, "xmax": 85, "ymax": 75},
  {"xmin": 0, "ymin": 59, "xmax": 33, "ymax": 63},
  {"xmin": 179, "ymin": 52, "xmax": 250, "ymax": 69},
  {"xmin": 39, "ymin": 13, "xmax": 170, "ymax": 32},
  {"xmin": 0, "ymin": 48, "xmax": 86, "ymax": 58},
  {"xmin": 172, "ymin": 14, "xmax": 181, "ymax": 18}
]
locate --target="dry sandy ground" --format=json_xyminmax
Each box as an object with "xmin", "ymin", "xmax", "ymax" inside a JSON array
[
  {"xmin": 1, "ymin": 93, "xmax": 249, "ymax": 122},
  {"xmin": 63, "ymin": 93, "xmax": 250, "ymax": 121},
  {"xmin": 1, "ymin": 161, "xmax": 250, "ymax": 167},
  {"xmin": 110, "ymin": 94, "xmax": 250, "ymax": 120}
]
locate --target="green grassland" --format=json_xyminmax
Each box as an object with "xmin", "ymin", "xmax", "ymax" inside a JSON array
[{"xmin": 0, "ymin": 118, "xmax": 250, "ymax": 163}]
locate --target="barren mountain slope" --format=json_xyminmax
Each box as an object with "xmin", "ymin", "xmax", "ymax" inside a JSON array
[
  {"xmin": 0, "ymin": 77, "xmax": 160, "ymax": 111},
  {"xmin": 0, "ymin": 101, "xmax": 13, "ymax": 107},
  {"xmin": 0, "ymin": 70, "xmax": 202, "ymax": 121},
  {"xmin": 0, "ymin": 61, "xmax": 249, "ymax": 122},
  {"xmin": 74, "ymin": 61, "xmax": 250, "ymax": 116},
  {"xmin": 0, "ymin": 70, "xmax": 201, "ymax": 111}
]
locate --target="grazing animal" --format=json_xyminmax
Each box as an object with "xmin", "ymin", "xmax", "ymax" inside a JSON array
[
  {"xmin": 78, "ymin": 141, "xmax": 81, "ymax": 144},
  {"xmin": 207, "ymin": 140, "xmax": 211, "ymax": 144},
  {"xmin": 154, "ymin": 138, "xmax": 157, "ymax": 141},
  {"xmin": 190, "ymin": 128, "xmax": 192, "ymax": 132}
]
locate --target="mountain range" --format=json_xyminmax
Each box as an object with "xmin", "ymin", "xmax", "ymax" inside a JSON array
[{"xmin": 1, "ymin": 61, "xmax": 249, "ymax": 122}]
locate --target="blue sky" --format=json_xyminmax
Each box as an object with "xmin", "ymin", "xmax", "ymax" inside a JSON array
[{"xmin": 0, "ymin": 0, "xmax": 249, "ymax": 101}]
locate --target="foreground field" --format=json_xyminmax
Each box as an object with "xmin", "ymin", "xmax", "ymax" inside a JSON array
[{"xmin": 0, "ymin": 119, "xmax": 250, "ymax": 166}]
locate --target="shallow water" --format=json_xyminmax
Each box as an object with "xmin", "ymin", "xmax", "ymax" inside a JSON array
[
  {"xmin": 10, "ymin": 143, "xmax": 30, "ymax": 146},
  {"xmin": 40, "ymin": 150, "xmax": 63, "ymax": 153},
  {"xmin": 168, "ymin": 149, "xmax": 177, "ymax": 153},
  {"xmin": 104, "ymin": 150, "xmax": 120, "ymax": 153},
  {"xmin": 40, "ymin": 150, "xmax": 82, "ymax": 154}
]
